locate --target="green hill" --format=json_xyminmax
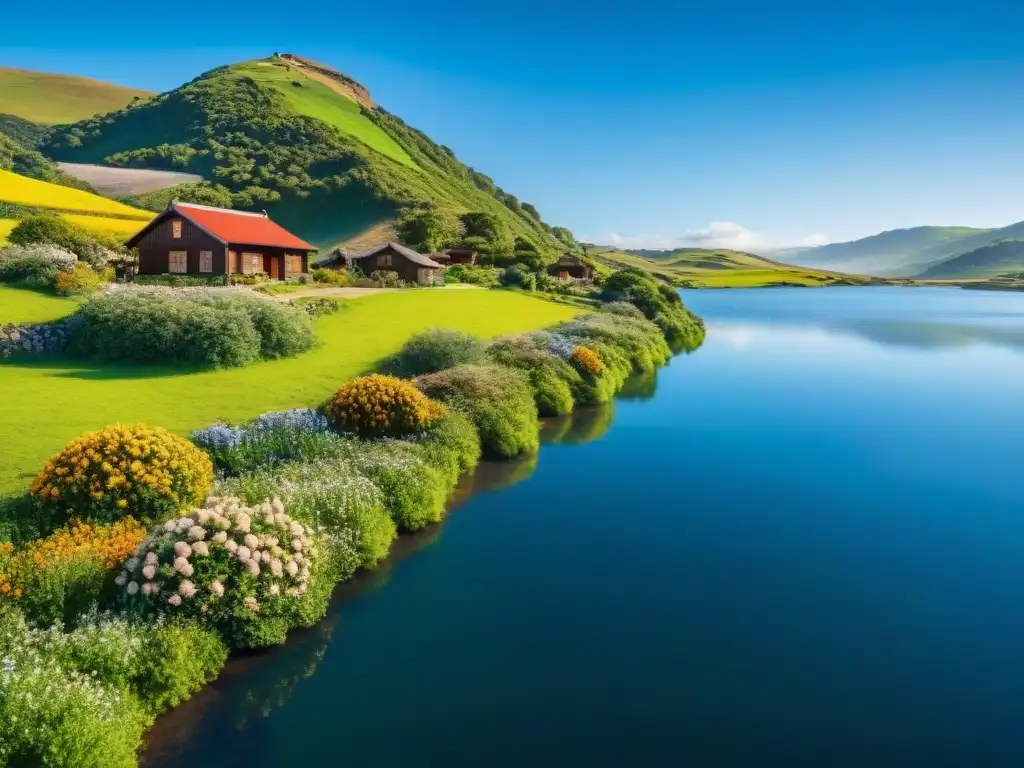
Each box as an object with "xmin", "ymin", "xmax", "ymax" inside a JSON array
[
  {"xmin": 918, "ymin": 239, "xmax": 1024, "ymax": 279},
  {"xmin": 0, "ymin": 67, "xmax": 153, "ymax": 125},
  {"xmin": 775, "ymin": 226, "xmax": 990, "ymax": 276},
  {"xmin": 587, "ymin": 245, "xmax": 876, "ymax": 287},
  {"xmin": 39, "ymin": 55, "xmax": 572, "ymax": 257}
]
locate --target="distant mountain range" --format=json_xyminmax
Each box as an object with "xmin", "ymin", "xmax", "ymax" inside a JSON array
[{"xmin": 775, "ymin": 223, "xmax": 1024, "ymax": 279}]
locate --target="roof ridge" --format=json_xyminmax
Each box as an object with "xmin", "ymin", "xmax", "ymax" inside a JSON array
[{"xmin": 173, "ymin": 201, "xmax": 265, "ymax": 218}]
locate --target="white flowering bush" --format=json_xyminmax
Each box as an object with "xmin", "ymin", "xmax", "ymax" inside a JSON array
[
  {"xmin": 0, "ymin": 243, "xmax": 78, "ymax": 288},
  {"xmin": 118, "ymin": 495, "xmax": 326, "ymax": 648},
  {"xmin": 219, "ymin": 458, "xmax": 396, "ymax": 572},
  {"xmin": 0, "ymin": 606, "xmax": 148, "ymax": 768}
]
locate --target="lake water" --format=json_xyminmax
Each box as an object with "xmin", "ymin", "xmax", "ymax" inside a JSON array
[{"xmin": 145, "ymin": 287, "xmax": 1024, "ymax": 766}]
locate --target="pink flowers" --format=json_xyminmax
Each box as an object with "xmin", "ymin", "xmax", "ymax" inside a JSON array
[
  {"xmin": 187, "ymin": 525, "xmax": 207, "ymax": 542},
  {"xmin": 168, "ymin": 594, "xmax": 182, "ymax": 607},
  {"xmin": 173, "ymin": 541, "xmax": 192, "ymax": 558},
  {"xmin": 142, "ymin": 564, "xmax": 157, "ymax": 580},
  {"xmin": 178, "ymin": 580, "xmax": 196, "ymax": 598}
]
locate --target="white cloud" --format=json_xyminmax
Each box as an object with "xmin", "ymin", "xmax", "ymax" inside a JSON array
[{"xmin": 583, "ymin": 221, "xmax": 830, "ymax": 254}]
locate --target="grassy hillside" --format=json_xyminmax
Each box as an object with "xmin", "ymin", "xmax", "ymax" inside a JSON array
[
  {"xmin": 777, "ymin": 225, "xmax": 995, "ymax": 276},
  {"xmin": 40, "ymin": 55, "xmax": 571, "ymax": 256},
  {"xmin": 0, "ymin": 168, "xmax": 153, "ymax": 220},
  {"xmin": 588, "ymin": 245, "xmax": 874, "ymax": 287},
  {"xmin": 0, "ymin": 288, "xmax": 580, "ymax": 494},
  {"xmin": 0, "ymin": 219, "xmax": 17, "ymax": 245},
  {"xmin": 918, "ymin": 240, "xmax": 1024, "ymax": 279},
  {"xmin": 0, "ymin": 67, "xmax": 153, "ymax": 125}
]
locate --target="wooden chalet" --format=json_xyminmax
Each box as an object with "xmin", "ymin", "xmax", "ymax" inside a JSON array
[
  {"xmin": 126, "ymin": 202, "xmax": 316, "ymax": 280},
  {"xmin": 314, "ymin": 242, "xmax": 444, "ymax": 285},
  {"xmin": 429, "ymin": 248, "xmax": 477, "ymax": 266},
  {"xmin": 547, "ymin": 253, "xmax": 594, "ymax": 282}
]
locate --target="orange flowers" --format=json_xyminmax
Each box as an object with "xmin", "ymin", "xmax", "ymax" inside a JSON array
[
  {"xmin": 0, "ymin": 518, "xmax": 145, "ymax": 603},
  {"xmin": 325, "ymin": 375, "xmax": 444, "ymax": 438},
  {"xmin": 30, "ymin": 423, "xmax": 213, "ymax": 524},
  {"xmin": 571, "ymin": 346, "xmax": 607, "ymax": 376}
]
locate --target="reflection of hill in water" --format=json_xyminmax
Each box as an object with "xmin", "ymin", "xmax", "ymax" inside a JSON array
[{"xmin": 833, "ymin": 320, "xmax": 1024, "ymax": 352}]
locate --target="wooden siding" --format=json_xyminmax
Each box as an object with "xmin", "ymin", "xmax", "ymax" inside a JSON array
[
  {"xmin": 349, "ymin": 245, "xmax": 439, "ymax": 284},
  {"xmin": 136, "ymin": 216, "xmax": 227, "ymax": 275},
  {"xmin": 133, "ymin": 214, "xmax": 314, "ymax": 278}
]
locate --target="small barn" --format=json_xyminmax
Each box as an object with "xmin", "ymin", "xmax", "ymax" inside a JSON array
[
  {"xmin": 429, "ymin": 248, "xmax": 477, "ymax": 266},
  {"xmin": 547, "ymin": 253, "xmax": 595, "ymax": 282},
  {"xmin": 126, "ymin": 201, "xmax": 316, "ymax": 280},
  {"xmin": 316, "ymin": 242, "xmax": 444, "ymax": 285}
]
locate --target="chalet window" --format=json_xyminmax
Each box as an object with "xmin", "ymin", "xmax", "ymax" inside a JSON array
[
  {"xmin": 241, "ymin": 252, "xmax": 262, "ymax": 274},
  {"xmin": 199, "ymin": 251, "xmax": 213, "ymax": 273},
  {"xmin": 377, "ymin": 253, "xmax": 392, "ymax": 268},
  {"xmin": 171, "ymin": 220, "xmax": 182, "ymax": 239},
  {"xmin": 169, "ymin": 251, "xmax": 187, "ymax": 273}
]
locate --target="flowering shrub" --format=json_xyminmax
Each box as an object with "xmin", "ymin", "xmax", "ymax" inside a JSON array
[
  {"xmin": 191, "ymin": 408, "xmax": 336, "ymax": 476},
  {"xmin": 529, "ymin": 330, "xmax": 576, "ymax": 361},
  {"xmin": 414, "ymin": 410, "xmax": 483, "ymax": 486},
  {"xmin": 390, "ymin": 328, "xmax": 487, "ymax": 377},
  {"xmin": 220, "ymin": 457, "xmax": 396, "ymax": 570},
  {"xmin": 291, "ymin": 296, "xmax": 341, "ymax": 319},
  {"xmin": 30, "ymin": 424, "xmax": 214, "ymax": 526},
  {"xmin": 558, "ymin": 312, "xmax": 670, "ymax": 372},
  {"xmin": 119, "ymin": 496, "xmax": 326, "ymax": 648},
  {"xmin": 0, "ymin": 243, "xmax": 78, "ymax": 288},
  {"xmin": 488, "ymin": 336, "xmax": 580, "ymax": 416},
  {"xmin": 54, "ymin": 262, "xmax": 105, "ymax": 295},
  {"xmin": 0, "ymin": 518, "xmax": 146, "ymax": 626},
  {"xmin": 325, "ymin": 374, "xmax": 445, "ymax": 439},
  {"xmin": 415, "ymin": 364, "xmax": 540, "ymax": 458},
  {"xmin": 333, "ymin": 440, "xmax": 450, "ymax": 531},
  {"xmin": 571, "ymin": 345, "xmax": 607, "ymax": 376},
  {"xmin": 0, "ymin": 606, "xmax": 149, "ymax": 768}
]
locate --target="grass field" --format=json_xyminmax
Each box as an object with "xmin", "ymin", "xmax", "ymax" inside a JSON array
[
  {"xmin": 0, "ymin": 68, "xmax": 153, "ymax": 125},
  {"xmin": 0, "ymin": 169, "xmax": 154, "ymax": 219},
  {"xmin": 0, "ymin": 219, "xmax": 15, "ymax": 246},
  {"xmin": 231, "ymin": 62, "xmax": 416, "ymax": 168},
  {"xmin": 0, "ymin": 289, "xmax": 581, "ymax": 494},
  {"xmin": 590, "ymin": 247, "xmax": 873, "ymax": 288},
  {"xmin": 0, "ymin": 285, "xmax": 81, "ymax": 324}
]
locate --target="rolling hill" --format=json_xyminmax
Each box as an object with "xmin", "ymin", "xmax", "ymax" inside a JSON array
[
  {"xmin": 918, "ymin": 240, "xmax": 1024, "ymax": 279},
  {"xmin": 38, "ymin": 54, "xmax": 573, "ymax": 256},
  {"xmin": 587, "ymin": 245, "xmax": 878, "ymax": 287},
  {"xmin": 0, "ymin": 67, "xmax": 153, "ymax": 125},
  {"xmin": 775, "ymin": 226, "xmax": 989, "ymax": 276}
]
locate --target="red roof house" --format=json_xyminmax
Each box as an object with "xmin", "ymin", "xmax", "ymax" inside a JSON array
[{"xmin": 125, "ymin": 201, "xmax": 317, "ymax": 280}]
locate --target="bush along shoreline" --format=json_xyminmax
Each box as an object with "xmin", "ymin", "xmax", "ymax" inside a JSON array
[{"xmin": 0, "ymin": 293, "xmax": 703, "ymax": 766}]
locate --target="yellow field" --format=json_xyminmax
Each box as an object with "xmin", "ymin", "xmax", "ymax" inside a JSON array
[
  {"xmin": 0, "ymin": 218, "xmax": 15, "ymax": 245},
  {"xmin": 0, "ymin": 169, "xmax": 153, "ymax": 220},
  {"xmin": 61, "ymin": 213, "xmax": 151, "ymax": 237}
]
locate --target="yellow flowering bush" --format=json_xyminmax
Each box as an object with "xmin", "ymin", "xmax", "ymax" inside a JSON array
[
  {"xmin": 0, "ymin": 518, "xmax": 147, "ymax": 625},
  {"xmin": 571, "ymin": 346, "xmax": 607, "ymax": 376},
  {"xmin": 325, "ymin": 374, "xmax": 445, "ymax": 438},
  {"xmin": 30, "ymin": 424, "xmax": 214, "ymax": 525}
]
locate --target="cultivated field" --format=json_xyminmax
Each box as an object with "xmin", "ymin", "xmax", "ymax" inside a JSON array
[
  {"xmin": 0, "ymin": 289, "xmax": 581, "ymax": 493},
  {"xmin": 0, "ymin": 169, "xmax": 154, "ymax": 219},
  {"xmin": 59, "ymin": 213, "xmax": 152, "ymax": 237},
  {"xmin": 57, "ymin": 163, "xmax": 203, "ymax": 197}
]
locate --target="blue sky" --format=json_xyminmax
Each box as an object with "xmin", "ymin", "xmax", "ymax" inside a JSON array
[{"xmin": 2, "ymin": 0, "xmax": 1022, "ymax": 249}]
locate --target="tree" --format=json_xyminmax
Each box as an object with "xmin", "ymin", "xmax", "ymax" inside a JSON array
[
  {"xmin": 551, "ymin": 226, "xmax": 577, "ymax": 248},
  {"xmin": 396, "ymin": 206, "xmax": 462, "ymax": 252}
]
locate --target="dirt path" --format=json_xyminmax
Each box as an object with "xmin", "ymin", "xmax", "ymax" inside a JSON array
[{"xmin": 272, "ymin": 287, "xmax": 397, "ymax": 301}]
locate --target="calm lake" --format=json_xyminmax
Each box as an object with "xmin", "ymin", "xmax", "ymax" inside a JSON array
[{"xmin": 145, "ymin": 287, "xmax": 1024, "ymax": 766}]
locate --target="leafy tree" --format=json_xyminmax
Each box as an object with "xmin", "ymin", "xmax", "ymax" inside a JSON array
[
  {"xmin": 125, "ymin": 182, "xmax": 234, "ymax": 212},
  {"xmin": 8, "ymin": 214, "xmax": 123, "ymax": 260},
  {"xmin": 396, "ymin": 206, "xmax": 462, "ymax": 252}
]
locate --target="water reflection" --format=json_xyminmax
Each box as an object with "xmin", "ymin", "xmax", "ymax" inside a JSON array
[
  {"xmin": 617, "ymin": 369, "xmax": 658, "ymax": 400},
  {"xmin": 831, "ymin": 319, "xmax": 1024, "ymax": 351}
]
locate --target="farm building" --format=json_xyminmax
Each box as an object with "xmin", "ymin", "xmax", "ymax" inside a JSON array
[
  {"xmin": 125, "ymin": 201, "xmax": 316, "ymax": 279},
  {"xmin": 315, "ymin": 242, "xmax": 444, "ymax": 285},
  {"xmin": 547, "ymin": 253, "xmax": 595, "ymax": 282},
  {"xmin": 429, "ymin": 248, "xmax": 477, "ymax": 266}
]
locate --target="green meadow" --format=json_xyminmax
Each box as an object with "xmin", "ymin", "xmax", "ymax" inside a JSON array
[{"xmin": 0, "ymin": 289, "xmax": 580, "ymax": 494}]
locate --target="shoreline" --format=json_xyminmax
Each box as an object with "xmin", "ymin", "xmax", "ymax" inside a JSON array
[{"xmin": 138, "ymin": 409, "xmax": 609, "ymax": 764}]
